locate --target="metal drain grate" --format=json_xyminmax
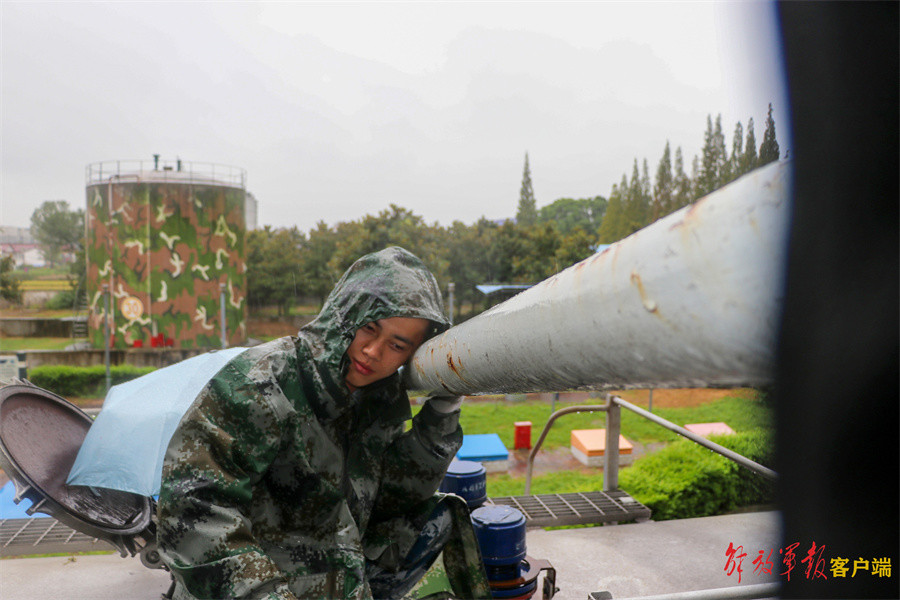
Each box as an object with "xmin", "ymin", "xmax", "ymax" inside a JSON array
[
  {"xmin": 2, "ymin": 491, "xmax": 650, "ymax": 556},
  {"xmin": 1, "ymin": 517, "xmax": 112, "ymax": 557},
  {"xmin": 486, "ymin": 490, "xmax": 651, "ymax": 528}
]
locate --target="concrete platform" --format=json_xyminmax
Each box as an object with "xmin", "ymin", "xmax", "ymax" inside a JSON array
[
  {"xmin": 0, "ymin": 511, "xmax": 781, "ymax": 600},
  {"xmin": 525, "ymin": 510, "xmax": 781, "ymax": 599}
]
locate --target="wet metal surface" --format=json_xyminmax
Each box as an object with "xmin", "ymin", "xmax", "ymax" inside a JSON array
[
  {"xmin": 487, "ymin": 490, "xmax": 650, "ymax": 528},
  {"xmin": 0, "ymin": 517, "xmax": 111, "ymax": 557},
  {"xmin": 0, "ymin": 385, "xmax": 152, "ymax": 549},
  {"xmin": 407, "ymin": 162, "xmax": 792, "ymax": 396}
]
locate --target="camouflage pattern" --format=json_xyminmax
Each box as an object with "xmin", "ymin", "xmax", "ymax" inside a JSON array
[
  {"xmin": 157, "ymin": 247, "xmax": 491, "ymax": 599},
  {"xmin": 85, "ymin": 180, "xmax": 247, "ymax": 349}
]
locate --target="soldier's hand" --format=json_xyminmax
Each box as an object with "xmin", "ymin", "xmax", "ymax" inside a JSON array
[{"xmin": 424, "ymin": 396, "xmax": 463, "ymax": 413}]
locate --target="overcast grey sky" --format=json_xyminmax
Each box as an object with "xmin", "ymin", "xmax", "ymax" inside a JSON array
[{"xmin": 1, "ymin": 1, "xmax": 789, "ymax": 233}]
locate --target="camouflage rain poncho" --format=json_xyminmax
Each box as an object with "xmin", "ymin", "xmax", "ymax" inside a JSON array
[{"xmin": 157, "ymin": 247, "xmax": 490, "ymax": 599}]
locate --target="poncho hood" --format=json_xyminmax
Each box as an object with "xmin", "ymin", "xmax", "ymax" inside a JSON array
[{"xmin": 296, "ymin": 247, "xmax": 449, "ymax": 416}]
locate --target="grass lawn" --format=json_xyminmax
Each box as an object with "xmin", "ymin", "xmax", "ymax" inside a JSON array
[
  {"xmin": 10, "ymin": 266, "xmax": 71, "ymax": 279},
  {"xmin": 487, "ymin": 470, "xmax": 605, "ymax": 497},
  {"xmin": 0, "ymin": 308, "xmax": 75, "ymax": 318},
  {"xmin": 0, "ymin": 337, "xmax": 74, "ymax": 351},
  {"xmin": 415, "ymin": 390, "xmax": 770, "ymax": 450},
  {"xmin": 411, "ymin": 390, "xmax": 773, "ymax": 498}
]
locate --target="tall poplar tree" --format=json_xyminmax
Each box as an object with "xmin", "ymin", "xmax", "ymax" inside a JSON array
[
  {"xmin": 673, "ymin": 146, "xmax": 692, "ymax": 208},
  {"xmin": 652, "ymin": 141, "xmax": 674, "ymax": 220},
  {"xmin": 624, "ymin": 159, "xmax": 649, "ymax": 234},
  {"xmin": 697, "ymin": 115, "xmax": 718, "ymax": 198},
  {"xmin": 690, "ymin": 154, "xmax": 702, "ymax": 201},
  {"xmin": 758, "ymin": 103, "xmax": 780, "ymax": 166},
  {"xmin": 730, "ymin": 121, "xmax": 745, "ymax": 180},
  {"xmin": 742, "ymin": 117, "xmax": 759, "ymax": 173},
  {"xmin": 714, "ymin": 114, "xmax": 730, "ymax": 187},
  {"xmin": 598, "ymin": 177, "xmax": 628, "ymax": 243},
  {"xmin": 516, "ymin": 152, "xmax": 537, "ymax": 226}
]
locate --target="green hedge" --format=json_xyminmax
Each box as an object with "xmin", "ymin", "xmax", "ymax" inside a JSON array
[
  {"xmin": 28, "ymin": 364, "xmax": 156, "ymax": 397},
  {"xmin": 619, "ymin": 429, "xmax": 775, "ymax": 520}
]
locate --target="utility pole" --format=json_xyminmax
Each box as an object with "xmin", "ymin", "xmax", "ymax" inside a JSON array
[
  {"xmin": 220, "ymin": 283, "xmax": 227, "ymax": 349},
  {"xmin": 448, "ymin": 282, "xmax": 455, "ymax": 326},
  {"xmin": 103, "ymin": 284, "xmax": 111, "ymax": 393}
]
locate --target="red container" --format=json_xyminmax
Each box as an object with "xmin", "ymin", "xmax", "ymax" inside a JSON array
[{"xmin": 514, "ymin": 421, "xmax": 532, "ymax": 450}]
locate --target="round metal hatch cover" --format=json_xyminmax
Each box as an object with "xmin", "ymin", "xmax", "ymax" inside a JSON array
[{"xmin": 0, "ymin": 383, "xmax": 152, "ymax": 539}]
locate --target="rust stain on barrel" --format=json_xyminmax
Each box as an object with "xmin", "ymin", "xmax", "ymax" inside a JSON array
[
  {"xmin": 413, "ymin": 357, "xmax": 425, "ymax": 376},
  {"xmin": 630, "ymin": 271, "xmax": 660, "ymax": 315},
  {"xmin": 447, "ymin": 352, "xmax": 471, "ymax": 383}
]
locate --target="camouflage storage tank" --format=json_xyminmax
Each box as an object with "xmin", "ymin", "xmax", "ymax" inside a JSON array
[{"xmin": 85, "ymin": 157, "xmax": 248, "ymax": 350}]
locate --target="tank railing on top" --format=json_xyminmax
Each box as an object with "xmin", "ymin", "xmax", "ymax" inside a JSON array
[
  {"xmin": 85, "ymin": 159, "xmax": 247, "ymax": 189},
  {"xmin": 523, "ymin": 393, "xmax": 778, "ymax": 495}
]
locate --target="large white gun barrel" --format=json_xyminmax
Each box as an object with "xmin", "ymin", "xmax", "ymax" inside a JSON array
[{"xmin": 407, "ymin": 161, "xmax": 792, "ymax": 396}]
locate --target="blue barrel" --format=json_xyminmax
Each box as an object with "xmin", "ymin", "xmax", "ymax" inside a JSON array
[
  {"xmin": 440, "ymin": 459, "xmax": 487, "ymax": 508},
  {"xmin": 470, "ymin": 505, "xmax": 527, "ymax": 567}
]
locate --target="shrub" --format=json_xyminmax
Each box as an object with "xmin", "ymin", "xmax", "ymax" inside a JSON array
[
  {"xmin": 45, "ymin": 289, "xmax": 76, "ymax": 310},
  {"xmin": 619, "ymin": 429, "xmax": 775, "ymax": 520},
  {"xmin": 28, "ymin": 364, "xmax": 156, "ymax": 398}
]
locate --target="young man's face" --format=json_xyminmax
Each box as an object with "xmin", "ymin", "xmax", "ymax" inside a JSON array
[{"xmin": 345, "ymin": 316, "xmax": 431, "ymax": 391}]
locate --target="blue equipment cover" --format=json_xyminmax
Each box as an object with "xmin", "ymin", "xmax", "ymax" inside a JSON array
[
  {"xmin": 456, "ymin": 433, "xmax": 509, "ymax": 463},
  {"xmin": 67, "ymin": 347, "xmax": 248, "ymax": 497}
]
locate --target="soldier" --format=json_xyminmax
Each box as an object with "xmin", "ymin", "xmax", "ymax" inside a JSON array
[{"xmin": 157, "ymin": 247, "xmax": 490, "ymax": 599}]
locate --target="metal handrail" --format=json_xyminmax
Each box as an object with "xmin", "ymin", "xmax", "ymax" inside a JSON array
[
  {"xmin": 85, "ymin": 159, "xmax": 246, "ymax": 188},
  {"xmin": 612, "ymin": 396, "xmax": 777, "ymax": 480},
  {"xmin": 523, "ymin": 394, "xmax": 777, "ymax": 495},
  {"xmin": 595, "ymin": 582, "xmax": 780, "ymax": 600},
  {"xmin": 524, "ymin": 404, "xmax": 608, "ymax": 494}
]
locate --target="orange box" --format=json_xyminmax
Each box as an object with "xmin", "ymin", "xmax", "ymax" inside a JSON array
[
  {"xmin": 684, "ymin": 422, "xmax": 735, "ymax": 437},
  {"xmin": 570, "ymin": 429, "xmax": 633, "ymax": 456}
]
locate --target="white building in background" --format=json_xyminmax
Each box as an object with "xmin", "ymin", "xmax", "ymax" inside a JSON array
[
  {"xmin": 245, "ymin": 192, "xmax": 258, "ymax": 230},
  {"xmin": 0, "ymin": 226, "xmax": 45, "ymax": 268}
]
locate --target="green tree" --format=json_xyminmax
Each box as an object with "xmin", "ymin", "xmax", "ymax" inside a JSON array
[
  {"xmin": 246, "ymin": 226, "xmax": 306, "ymax": 315},
  {"xmin": 597, "ymin": 177, "xmax": 628, "ymax": 243},
  {"xmin": 516, "ymin": 153, "xmax": 537, "ymax": 226},
  {"xmin": 714, "ymin": 115, "xmax": 730, "ymax": 187},
  {"xmin": 758, "ymin": 103, "xmax": 780, "ymax": 166},
  {"xmin": 623, "ymin": 160, "xmax": 649, "ymax": 234},
  {"xmin": 555, "ymin": 227, "xmax": 596, "ymax": 269},
  {"xmin": 1, "ymin": 255, "xmax": 22, "ymax": 304},
  {"xmin": 690, "ymin": 154, "xmax": 702, "ymax": 201},
  {"xmin": 652, "ymin": 141, "xmax": 675, "ymax": 220},
  {"xmin": 326, "ymin": 205, "xmax": 448, "ymax": 286},
  {"xmin": 301, "ymin": 221, "xmax": 339, "ymax": 307},
  {"xmin": 673, "ymin": 146, "xmax": 693, "ymax": 209},
  {"xmin": 697, "ymin": 114, "xmax": 729, "ymax": 197},
  {"xmin": 742, "ymin": 117, "xmax": 759, "ymax": 174},
  {"xmin": 445, "ymin": 220, "xmax": 485, "ymax": 321},
  {"xmin": 729, "ymin": 121, "xmax": 745, "ymax": 181},
  {"xmin": 30, "ymin": 200, "xmax": 84, "ymax": 267},
  {"xmin": 512, "ymin": 222, "xmax": 561, "ymax": 282},
  {"xmin": 537, "ymin": 196, "xmax": 607, "ymax": 237}
]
